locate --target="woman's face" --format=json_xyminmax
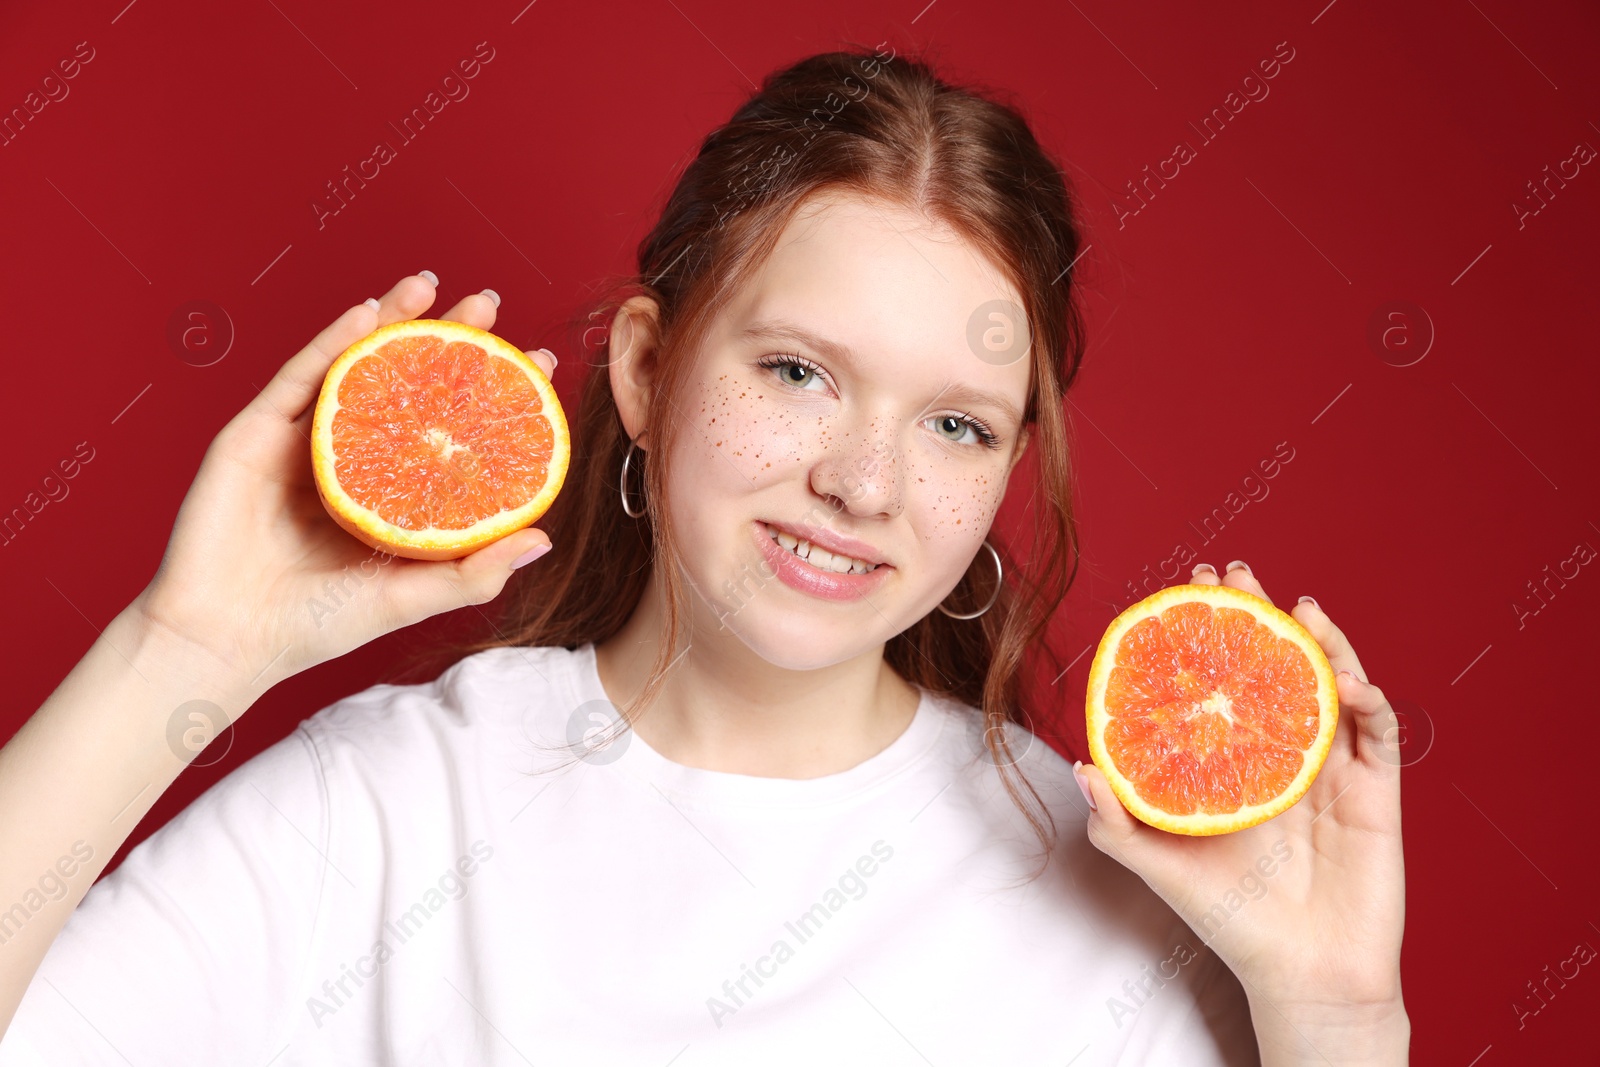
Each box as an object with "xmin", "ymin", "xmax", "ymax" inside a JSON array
[{"xmin": 663, "ymin": 189, "xmax": 1034, "ymax": 671}]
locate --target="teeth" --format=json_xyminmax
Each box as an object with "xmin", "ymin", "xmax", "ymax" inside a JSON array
[{"xmin": 764, "ymin": 523, "xmax": 879, "ymax": 574}]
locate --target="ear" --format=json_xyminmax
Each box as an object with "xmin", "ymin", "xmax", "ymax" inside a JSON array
[{"xmin": 607, "ymin": 295, "xmax": 663, "ymax": 450}]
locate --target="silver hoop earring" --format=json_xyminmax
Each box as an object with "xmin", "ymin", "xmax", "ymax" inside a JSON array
[
  {"xmin": 938, "ymin": 539, "xmax": 1002, "ymax": 620},
  {"xmin": 619, "ymin": 437, "xmax": 647, "ymax": 518}
]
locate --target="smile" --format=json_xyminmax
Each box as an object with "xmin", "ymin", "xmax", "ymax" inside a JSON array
[
  {"xmin": 761, "ymin": 521, "xmax": 882, "ymax": 574},
  {"xmin": 749, "ymin": 521, "xmax": 891, "ymax": 603}
]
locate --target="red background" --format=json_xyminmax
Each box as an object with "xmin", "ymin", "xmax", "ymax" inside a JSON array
[{"xmin": 3, "ymin": 1, "xmax": 1597, "ymax": 1062}]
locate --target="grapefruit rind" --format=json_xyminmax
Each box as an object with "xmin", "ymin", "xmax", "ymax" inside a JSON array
[
  {"xmin": 310, "ymin": 319, "xmax": 570, "ymax": 562},
  {"xmin": 1085, "ymin": 583, "xmax": 1337, "ymax": 836}
]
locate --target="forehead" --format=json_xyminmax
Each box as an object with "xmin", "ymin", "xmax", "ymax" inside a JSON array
[{"xmin": 718, "ymin": 190, "xmax": 1033, "ymax": 395}]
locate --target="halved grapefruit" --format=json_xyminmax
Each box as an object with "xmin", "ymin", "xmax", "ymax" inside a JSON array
[
  {"xmin": 310, "ymin": 318, "xmax": 569, "ymax": 561},
  {"xmin": 1085, "ymin": 583, "xmax": 1338, "ymax": 835}
]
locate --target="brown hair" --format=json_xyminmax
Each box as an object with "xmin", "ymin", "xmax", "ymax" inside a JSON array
[{"xmin": 412, "ymin": 41, "xmax": 1089, "ymax": 872}]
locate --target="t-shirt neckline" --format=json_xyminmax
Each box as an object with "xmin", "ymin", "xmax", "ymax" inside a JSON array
[{"xmin": 565, "ymin": 641, "xmax": 946, "ymax": 809}]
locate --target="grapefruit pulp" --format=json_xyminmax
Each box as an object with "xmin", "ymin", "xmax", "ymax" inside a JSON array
[
  {"xmin": 1085, "ymin": 583, "xmax": 1338, "ymax": 835},
  {"xmin": 310, "ymin": 318, "xmax": 569, "ymax": 561}
]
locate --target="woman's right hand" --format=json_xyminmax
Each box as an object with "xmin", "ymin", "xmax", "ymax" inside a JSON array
[{"xmin": 130, "ymin": 272, "xmax": 557, "ymax": 698}]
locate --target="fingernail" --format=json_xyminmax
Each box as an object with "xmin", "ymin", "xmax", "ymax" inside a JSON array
[
  {"xmin": 510, "ymin": 541, "xmax": 551, "ymax": 569},
  {"xmin": 363, "ymin": 297, "xmax": 380, "ymax": 311},
  {"xmin": 1192, "ymin": 563, "xmax": 1217, "ymax": 578},
  {"xmin": 1072, "ymin": 760, "xmax": 1097, "ymax": 812},
  {"xmin": 1225, "ymin": 560, "xmax": 1250, "ymax": 574},
  {"xmin": 419, "ymin": 270, "xmax": 439, "ymax": 286},
  {"xmin": 480, "ymin": 288, "xmax": 501, "ymax": 308},
  {"xmin": 538, "ymin": 347, "xmax": 559, "ymax": 371},
  {"xmin": 1297, "ymin": 595, "xmax": 1320, "ymax": 610},
  {"xmin": 1336, "ymin": 668, "xmax": 1357, "ymax": 681}
]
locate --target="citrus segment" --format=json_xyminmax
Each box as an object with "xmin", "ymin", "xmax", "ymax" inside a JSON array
[
  {"xmin": 1085, "ymin": 583, "xmax": 1337, "ymax": 835},
  {"xmin": 310, "ymin": 318, "xmax": 569, "ymax": 560}
]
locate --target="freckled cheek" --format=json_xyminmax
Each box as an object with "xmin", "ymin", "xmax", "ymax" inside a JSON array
[
  {"xmin": 911, "ymin": 463, "xmax": 1009, "ymax": 551},
  {"xmin": 695, "ymin": 385, "xmax": 819, "ymax": 482}
]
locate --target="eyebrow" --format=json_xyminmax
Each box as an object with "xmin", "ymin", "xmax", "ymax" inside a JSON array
[{"xmin": 738, "ymin": 318, "xmax": 1025, "ymax": 427}]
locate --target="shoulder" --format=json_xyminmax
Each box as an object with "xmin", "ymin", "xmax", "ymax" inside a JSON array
[
  {"xmin": 915, "ymin": 688, "xmax": 1087, "ymax": 827},
  {"xmin": 918, "ymin": 690, "xmax": 1257, "ymax": 1060},
  {"xmin": 296, "ymin": 642, "xmax": 584, "ymax": 772},
  {"xmin": 304, "ymin": 642, "xmax": 577, "ymax": 731}
]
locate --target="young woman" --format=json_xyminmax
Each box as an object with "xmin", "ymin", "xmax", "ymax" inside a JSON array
[{"xmin": 0, "ymin": 46, "xmax": 1407, "ymax": 1065}]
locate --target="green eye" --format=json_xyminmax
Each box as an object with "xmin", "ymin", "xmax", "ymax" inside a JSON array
[
  {"xmin": 757, "ymin": 352, "xmax": 828, "ymax": 390},
  {"xmin": 754, "ymin": 353, "xmax": 1003, "ymax": 450}
]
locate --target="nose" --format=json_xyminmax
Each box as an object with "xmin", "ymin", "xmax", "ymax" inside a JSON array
[{"xmin": 809, "ymin": 431, "xmax": 903, "ymax": 519}]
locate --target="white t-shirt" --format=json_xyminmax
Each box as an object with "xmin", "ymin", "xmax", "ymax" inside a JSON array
[{"xmin": 0, "ymin": 642, "xmax": 1259, "ymax": 1065}]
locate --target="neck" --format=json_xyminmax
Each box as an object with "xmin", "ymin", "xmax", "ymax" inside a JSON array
[{"xmin": 593, "ymin": 566, "xmax": 922, "ymax": 779}]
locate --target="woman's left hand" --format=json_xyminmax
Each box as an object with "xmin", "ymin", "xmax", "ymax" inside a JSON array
[{"xmin": 1074, "ymin": 561, "xmax": 1410, "ymax": 1065}]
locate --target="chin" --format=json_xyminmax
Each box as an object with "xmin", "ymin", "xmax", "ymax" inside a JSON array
[{"xmin": 726, "ymin": 616, "xmax": 872, "ymax": 671}]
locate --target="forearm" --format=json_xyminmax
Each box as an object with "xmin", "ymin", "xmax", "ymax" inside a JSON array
[
  {"xmin": 0, "ymin": 601, "xmax": 261, "ymax": 1036},
  {"xmin": 1250, "ymin": 992, "xmax": 1411, "ymax": 1067}
]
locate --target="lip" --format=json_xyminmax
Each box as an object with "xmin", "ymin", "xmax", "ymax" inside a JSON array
[
  {"xmin": 752, "ymin": 520, "xmax": 892, "ymax": 602},
  {"xmin": 758, "ymin": 517, "xmax": 889, "ymax": 567}
]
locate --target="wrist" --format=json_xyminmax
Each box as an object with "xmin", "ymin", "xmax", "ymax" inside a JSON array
[
  {"xmin": 116, "ymin": 595, "xmax": 266, "ymax": 708},
  {"xmin": 1249, "ymin": 990, "xmax": 1410, "ymax": 1067}
]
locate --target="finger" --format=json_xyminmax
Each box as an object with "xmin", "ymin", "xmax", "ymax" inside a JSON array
[
  {"xmin": 1334, "ymin": 670, "xmax": 1401, "ymax": 770},
  {"xmin": 250, "ymin": 273, "xmax": 438, "ymax": 424},
  {"xmin": 526, "ymin": 348, "xmax": 558, "ymax": 378},
  {"xmin": 370, "ymin": 271, "xmax": 442, "ymax": 327},
  {"xmin": 1188, "ymin": 562, "xmax": 1221, "ymax": 586},
  {"xmin": 1288, "ymin": 598, "xmax": 1369, "ymax": 682},
  {"xmin": 1218, "ymin": 559, "xmax": 1273, "ymax": 607},
  {"xmin": 383, "ymin": 526, "xmax": 553, "ymax": 626},
  {"xmin": 1074, "ymin": 760, "xmax": 1170, "ymax": 873},
  {"xmin": 248, "ymin": 301, "xmax": 375, "ymax": 424},
  {"xmin": 439, "ymin": 289, "xmax": 502, "ymax": 331}
]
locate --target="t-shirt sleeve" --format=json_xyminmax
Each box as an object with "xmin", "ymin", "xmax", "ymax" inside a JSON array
[{"xmin": 0, "ymin": 724, "xmax": 332, "ymax": 1066}]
